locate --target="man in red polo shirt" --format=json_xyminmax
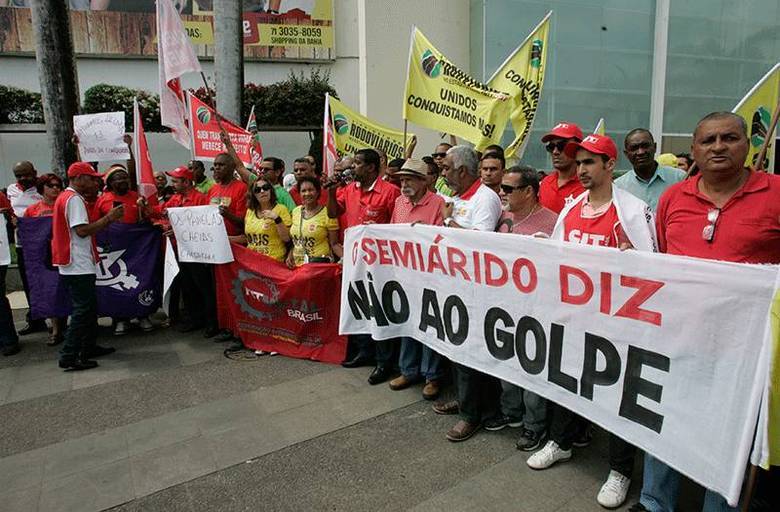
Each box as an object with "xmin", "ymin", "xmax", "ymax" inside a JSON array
[
  {"xmin": 207, "ymin": 153, "xmax": 248, "ymax": 236},
  {"xmin": 326, "ymin": 148, "xmax": 400, "ymax": 380},
  {"xmin": 531, "ymin": 134, "xmax": 655, "ymax": 509},
  {"xmin": 387, "ymin": 159, "xmax": 446, "ymax": 400},
  {"xmin": 633, "ymin": 112, "xmax": 780, "ymax": 512},
  {"xmin": 538, "ymin": 122, "xmax": 585, "ymax": 213}
]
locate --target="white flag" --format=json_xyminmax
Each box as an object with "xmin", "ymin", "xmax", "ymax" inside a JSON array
[
  {"xmin": 322, "ymin": 93, "xmax": 338, "ymax": 177},
  {"xmin": 157, "ymin": 0, "xmax": 202, "ymax": 148}
]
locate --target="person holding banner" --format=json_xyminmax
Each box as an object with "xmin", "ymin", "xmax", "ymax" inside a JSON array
[
  {"xmin": 528, "ymin": 133, "xmax": 656, "ymax": 509},
  {"xmin": 437, "ymin": 145, "xmax": 503, "ymax": 441},
  {"xmin": 0, "ymin": 190, "xmax": 20, "ymax": 357},
  {"xmin": 53, "ymin": 162, "xmax": 124, "ymax": 372},
  {"xmin": 326, "ymin": 148, "xmax": 400, "ymax": 379},
  {"xmin": 635, "ymin": 112, "xmax": 780, "ymax": 512},
  {"xmin": 24, "ymin": 173, "xmax": 67, "ymax": 346},
  {"xmin": 236, "ymin": 178, "xmax": 292, "ymax": 262},
  {"xmin": 386, "ymin": 159, "xmax": 446, "ymax": 400},
  {"xmin": 287, "ymin": 176, "xmax": 340, "ymax": 267},
  {"xmin": 538, "ymin": 122, "xmax": 585, "ymax": 213}
]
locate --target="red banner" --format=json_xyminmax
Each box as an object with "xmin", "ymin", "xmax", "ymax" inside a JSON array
[
  {"xmin": 187, "ymin": 92, "xmax": 253, "ymax": 166},
  {"xmin": 215, "ymin": 244, "xmax": 347, "ymax": 364}
]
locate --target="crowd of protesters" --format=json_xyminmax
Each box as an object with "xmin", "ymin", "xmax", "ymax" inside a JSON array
[{"xmin": 1, "ymin": 110, "xmax": 779, "ymax": 511}]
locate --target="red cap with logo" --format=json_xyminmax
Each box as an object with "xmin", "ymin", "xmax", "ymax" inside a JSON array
[
  {"xmin": 166, "ymin": 166, "xmax": 193, "ymax": 180},
  {"xmin": 541, "ymin": 122, "xmax": 583, "ymax": 143},
  {"xmin": 563, "ymin": 133, "xmax": 618, "ymax": 160},
  {"xmin": 67, "ymin": 162, "xmax": 101, "ymax": 179}
]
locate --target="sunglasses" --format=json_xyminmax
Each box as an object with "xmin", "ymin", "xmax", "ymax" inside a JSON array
[
  {"xmin": 500, "ymin": 184, "xmax": 528, "ymax": 194},
  {"xmin": 431, "ymin": 152, "xmax": 447, "ymax": 159},
  {"xmin": 545, "ymin": 140, "xmax": 568, "ymax": 153},
  {"xmin": 702, "ymin": 208, "xmax": 720, "ymax": 243},
  {"xmin": 254, "ymin": 184, "xmax": 273, "ymax": 193}
]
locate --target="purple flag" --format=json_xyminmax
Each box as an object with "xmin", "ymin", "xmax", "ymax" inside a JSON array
[{"xmin": 17, "ymin": 218, "xmax": 163, "ymax": 319}]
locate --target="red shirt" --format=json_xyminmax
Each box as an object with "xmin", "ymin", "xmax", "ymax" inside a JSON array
[
  {"xmin": 539, "ymin": 171, "xmax": 585, "ymax": 213},
  {"xmin": 336, "ymin": 178, "xmax": 400, "ymax": 228},
  {"xmin": 656, "ymin": 171, "xmax": 780, "ymax": 264},
  {"xmin": 391, "ymin": 190, "xmax": 445, "ymax": 225},
  {"xmin": 290, "ymin": 185, "xmax": 327, "ymax": 206},
  {"xmin": 95, "ymin": 190, "xmax": 140, "ymax": 223},
  {"xmin": 164, "ymin": 188, "xmax": 209, "ymax": 209},
  {"xmin": 207, "ymin": 179, "xmax": 248, "ymax": 236},
  {"xmin": 24, "ymin": 200, "xmax": 55, "ymax": 218},
  {"xmin": 0, "ymin": 191, "xmax": 14, "ymax": 217},
  {"xmin": 563, "ymin": 201, "xmax": 628, "ymax": 248}
]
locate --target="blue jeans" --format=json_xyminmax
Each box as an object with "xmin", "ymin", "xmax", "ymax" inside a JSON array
[
  {"xmin": 0, "ymin": 266, "xmax": 19, "ymax": 349},
  {"xmin": 398, "ymin": 337, "xmax": 444, "ymax": 381},
  {"xmin": 500, "ymin": 382, "xmax": 547, "ymax": 434},
  {"xmin": 640, "ymin": 454, "xmax": 737, "ymax": 512},
  {"xmin": 59, "ymin": 273, "xmax": 98, "ymax": 362}
]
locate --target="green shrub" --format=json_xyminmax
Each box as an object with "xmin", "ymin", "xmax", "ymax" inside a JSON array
[{"xmin": 0, "ymin": 85, "xmax": 44, "ymax": 124}]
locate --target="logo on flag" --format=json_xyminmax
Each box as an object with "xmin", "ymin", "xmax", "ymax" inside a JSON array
[
  {"xmin": 333, "ymin": 114, "xmax": 349, "ymax": 135},
  {"xmin": 750, "ymin": 106, "xmax": 770, "ymax": 149},
  {"xmin": 96, "ymin": 248, "xmax": 140, "ymax": 291},
  {"xmin": 530, "ymin": 39, "xmax": 543, "ymax": 68},
  {"xmin": 421, "ymin": 49, "xmax": 442, "ymax": 78},
  {"xmin": 196, "ymin": 106, "xmax": 211, "ymax": 124}
]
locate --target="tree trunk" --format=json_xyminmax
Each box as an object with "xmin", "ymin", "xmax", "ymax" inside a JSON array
[
  {"xmin": 29, "ymin": 0, "xmax": 80, "ymax": 177},
  {"xmin": 214, "ymin": 0, "xmax": 244, "ymax": 125}
]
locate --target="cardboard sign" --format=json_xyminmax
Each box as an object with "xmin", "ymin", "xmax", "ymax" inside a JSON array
[
  {"xmin": 167, "ymin": 205, "xmax": 234, "ymax": 264},
  {"xmin": 73, "ymin": 112, "xmax": 131, "ymax": 162}
]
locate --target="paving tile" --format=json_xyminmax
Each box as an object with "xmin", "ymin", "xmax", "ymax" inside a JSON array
[
  {"xmin": 204, "ymin": 421, "xmax": 289, "ymax": 468},
  {"xmin": 0, "ymin": 485, "xmax": 41, "ymax": 512},
  {"xmin": 129, "ymin": 437, "xmax": 217, "ymax": 498},
  {"xmin": 0, "ymin": 447, "xmax": 46, "ymax": 493},
  {"xmin": 331, "ymin": 385, "xmax": 421, "ymax": 425},
  {"xmin": 6, "ymin": 373, "xmax": 73, "ymax": 403},
  {"xmin": 39, "ymin": 458, "xmax": 134, "ymax": 512},
  {"xmin": 124, "ymin": 409, "xmax": 202, "ymax": 457},
  {"xmin": 189, "ymin": 394, "xmax": 263, "ymax": 435},
  {"xmin": 269, "ymin": 398, "xmax": 349, "ymax": 446},
  {"xmin": 15, "ymin": 361, "xmax": 64, "ymax": 383},
  {"xmin": 43, "ymin": 428, "xmax": 129, "ymax": 480},
  {"xmin": 70, "ymin": 365, "xmax": 134, "ymax": 390}
]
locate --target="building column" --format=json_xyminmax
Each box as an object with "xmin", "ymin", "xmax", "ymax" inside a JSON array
[{"xmin": 649, "ymin": 0, "xmax": 670, "ymax": 141}]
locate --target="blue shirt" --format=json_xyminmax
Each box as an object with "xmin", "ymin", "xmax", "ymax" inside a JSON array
[{"xmin": 614, "ymin": 165, "xmax": 686, "ymax": 212}]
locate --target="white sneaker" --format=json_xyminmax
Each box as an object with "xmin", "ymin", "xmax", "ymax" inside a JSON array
[
  {"xmin": 268, "ymin": 351, "xmax": 278, "ymax": 356},
  {"xmin": 597, "ymin": 470, "xmax": 631, "ymax": 509},
  {"xmin": 113, "ymin": 321, "xmax": 130, "ymax": 336},
  {"xmin": 138, "ymin": 317, "xmax": 154, "ymax": 332},
  {"xmin": 526, "ymin": 440, "xmax": 571, "ymax": 469}
]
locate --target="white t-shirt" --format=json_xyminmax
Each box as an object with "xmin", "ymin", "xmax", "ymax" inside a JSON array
[
  {"xmin": 57, "ymin": 191, "xmax": 96, "ymax": 276},
  {"xmin": 452, "ymin": 183, "xmax": 502, "ymax": 232},
  {"xmin": 7, "ymin": 183, "xmax": 42, "ymax": 248}
]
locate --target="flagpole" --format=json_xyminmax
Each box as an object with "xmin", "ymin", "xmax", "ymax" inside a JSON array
[
  {"xmin": 754, "ymin": 97, "xmax": 780, "ymax": 171},
  {"xmin": 403, "ymin": 120, "xmax": 408, "ymax": 150},
  {"xmin": 199, "ymin": 72, "xmax": 228, "ymax": 134}
]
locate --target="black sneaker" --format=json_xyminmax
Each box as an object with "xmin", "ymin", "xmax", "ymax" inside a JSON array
[
  {"xmin": 214, "ymin": 330, "xmax": 235, "ymax": 342},
  {"xmin": 225, "ymin": 340, "xmax": 245, "ymax": 352},
  {"xmin": 2, "ymin": 344, "xmax": 21, "ymax": 357},
  {"xmin": 572, "ymin": 425, "xmax": 593, "ymax": 448},
  {"xmin": 516, "ymin": 428, "xmax": 546, "ymax": 451},
  {"xmin": 59, "ymin": 359, "xmax": 99, "ymax": 372},
  {"xmin": 85, "ymin": 345, "xmax": 116, "ymax": 358},
  {"xmin": 627, "ymin": 503, "xmax": 648, "ymax": 512},
  {"xmin": 483, "ymin": 415, "xmax": 523, "ymax": 431}
]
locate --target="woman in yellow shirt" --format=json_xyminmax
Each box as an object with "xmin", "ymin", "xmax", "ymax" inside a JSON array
[
  {"xmin": 237, "ymin": 178, "xmax": 292, "ymax": 261},
  {"xmin": 286, "ymin": 176, "xmax": 342, "ymax": 267}
]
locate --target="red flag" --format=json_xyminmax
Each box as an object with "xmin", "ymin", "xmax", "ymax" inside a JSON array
[
  {"xmin": 157, "ymin": 0, "xmax": 202, "ymax": 148},
  {"xmin": 187, "ymin": 92, "xmax": 254, "ymax": 167},
  {"xmin": 133, "ymin": 98, "xmax": 158, "ymax": 205},
  {"xmin": 245, "ymin": 105, "xmax": 264, "ymax": 172},
  {"xmin": 323, "ymin": 93, "xmax": 338, "ymax": 177}
]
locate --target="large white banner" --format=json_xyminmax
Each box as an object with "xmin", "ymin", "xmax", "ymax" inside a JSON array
[
  {"xmin": 168, "ymin": 205, "xmax": 234, "ymax": 264},
  {"xmin": 340, "ymin": 224, "xmax": 779, "ymax": 505},
  {"xmin": 73, "ymin": 112, "xmax": 131, "ymax": 162},
  {"xmin": 0, "ymin": 216, "xmax": 11, "ymax": 266}
]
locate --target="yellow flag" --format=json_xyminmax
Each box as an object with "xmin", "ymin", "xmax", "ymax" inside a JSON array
[
  {"xmin": 732, "ymin": 63, "xmax": 779, "ymax": 170},
  {"xmin": 594, "ymin": 118, "xmax": 606, "ymax": 136},
  {"xmin": 329, "ymin": 96, "xmax": 411, "ymax": 160},
  {"xmin": 487, "ymin": 12, "xmax": 551, "ymax": 158},
  {"xmin": 403, "ymin": 27, "xmax": 512, "ymax": 151}
]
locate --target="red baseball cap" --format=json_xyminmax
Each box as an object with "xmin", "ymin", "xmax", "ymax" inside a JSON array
[
  {"xmin": 563, "ymin": 133, "xmax": 618, "ymax": 160},
  {"xmin": 67, "ymin": 162, "xmax": 101, "ymax": 179},
  {"xmin": 541, "ymin": 122, "xmax": 583, "ymax": 143},
  {"xmin": 166, "ymin": 166, "xmax": 193, "ymax": 180}
]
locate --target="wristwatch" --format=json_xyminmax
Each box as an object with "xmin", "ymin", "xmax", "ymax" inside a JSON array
[{"xmin": 444, "ymin": 216, "xmax": 455, "ymax": 227}]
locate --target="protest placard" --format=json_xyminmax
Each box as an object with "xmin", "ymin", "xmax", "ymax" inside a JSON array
[
  {"xmin": 73, "ymin": 112, "xmax": 131, "ymax": 162},
  {"xmin": 168, "ymin": 205, "xmax": 234, "ymax": 264},
  {"xmin": 340, "ymin": 224, "xmax": 779, "ymax": 506},
  {"xmin": 0, "ymin": 216, "xmax": 10, "ymax": 266}
]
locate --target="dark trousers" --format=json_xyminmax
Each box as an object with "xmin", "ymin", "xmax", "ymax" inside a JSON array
[
  {"xmin": 548, "ymin": 403, "xmax": 588, "ymax": 450},
  {"xmin": 178, "ymin": 262, "xmax": 217, "ymax": 330},
  {"xmin": 348, "ymin": 334, "xmax": 397, "ymax": 368},
  {"xmin": 15, "ymin": 248, "xmax": 45, "ymax": 326},
  {"xmin": 609, "ymin": 433, "xmax": 636, "ymax": 478},
  {"xmin": 0, "ymin": 266, "xmax": 20, "ymax": 349},
  {"xmin": 59, "ymin": 274, "xmax": 98, "ymax": 362},
  {"xmin": 457, "ymin": 364, "xmax": 502, "ymax": 424}
]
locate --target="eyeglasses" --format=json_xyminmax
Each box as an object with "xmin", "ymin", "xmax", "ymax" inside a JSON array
[
  {"xmin": 545, "ymin": 141, "xmax": 568, "ymax": 153},
  {"xmin": 254, "ymin": 184, "xmax": 273, "ymax": 193},
  {"xmin": 702, "ymin": 208, "xmax": 720, "ymax": 243},
  {"xmin": 500, "ymin": 184, "xmax": 528, "ymax": 194},
  {"xmin": 431, "ymin": 152, "xmax": 447, "ymax": 159}
]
